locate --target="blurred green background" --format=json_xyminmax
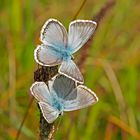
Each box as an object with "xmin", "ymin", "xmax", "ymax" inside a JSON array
[{"xmin": 0, "ymin": 0, "xmax": 140, "ymax": 139}]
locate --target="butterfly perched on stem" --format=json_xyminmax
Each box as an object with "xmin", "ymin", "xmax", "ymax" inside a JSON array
[
  {"xmin": 30, "ymin": 75, "xmax": 98, "ymax": 123},
  {"xmin": 34, "ymin": 19, "xmax": 97, "ymax": 84}
]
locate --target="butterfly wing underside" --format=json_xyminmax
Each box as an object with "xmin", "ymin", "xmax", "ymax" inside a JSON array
[
  {"xmin": 40, "ymin": 18, "xmax": 67, "ymax": 49},
  {"xmin": 63, "ymin": 85, "xmax": 98, "ymax": 111},
  {"xmin": 49, "ymin": 75, "xmax": 76, "ymax": 100},
  {"xmin": 68, "ymin": 20, "xmax": 97, "ymax": 54},
  {"xmin": 34, "ymin": 44, "xmax": 63, "ymax": 66},
  {"xmin": 34, "ymin": 19, "xmax": 68, "ymax": 66},
  {"xmin": 39, "ymin": 102, "xmax": 59, "ymax": 123},
  {"xmin": 59, "ymin": 60, "xmax": 84, "ymax": 84},
  {"xmin": 30, "ymin": 82, "xmax": 59, "ymax": 123},
  {"xmin": 30, "ymin": 82, "xmax": 52, "ymax": 103},
  {"xmin": 50, "ymin": 75, "xmax": 98, "ymax": 111}
]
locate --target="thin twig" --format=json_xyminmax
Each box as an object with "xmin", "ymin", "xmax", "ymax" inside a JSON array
[
  {"xmin": 72, "ymin": 0, "xmax": 87, "ymax": 20},
  {"xmin": 15, "ymin": 97, "xmax": 34, "ymax": 140},
  {"xmin": 7, "ymin": 35, "xmax": 16, "ymax": 121}
]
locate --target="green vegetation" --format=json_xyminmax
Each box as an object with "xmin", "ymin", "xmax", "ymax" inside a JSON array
[{"xmin": 0, "ymin": 0, "xmax": 140, "ymax": 139}]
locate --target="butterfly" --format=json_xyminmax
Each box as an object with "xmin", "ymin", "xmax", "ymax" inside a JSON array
[
  {"xmin": 30, "ymin": 75, "xmax": 98, "ymax": 123},
  {"xmin": 34, "ymin": 18, "xmax": 97, "ymax": 84}
]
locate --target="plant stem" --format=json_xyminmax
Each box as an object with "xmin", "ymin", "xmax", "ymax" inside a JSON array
[
  {"xmin": 34, "ymin": 66, "xmax": 58, "ymax": 140},
  {"xmin": 15, "ymin": 97, "xmax": 34, "ymax": 140},
  {"xmin": 72, "ymin": 0, "xmax": 87, "ymax": 20}
]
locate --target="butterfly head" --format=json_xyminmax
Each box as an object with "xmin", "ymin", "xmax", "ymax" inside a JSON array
[{"xmin": 59, "ymin": 111, "xmax": 63, "ymax": 116}]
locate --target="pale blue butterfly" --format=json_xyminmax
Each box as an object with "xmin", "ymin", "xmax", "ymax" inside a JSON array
[
  {"xmin": 34, "ymin": 19, "xmax": 97, "ymax": 84},
  {"xmin": 30, "ymin": 75, "xmax": 98, "ymax": 123}
]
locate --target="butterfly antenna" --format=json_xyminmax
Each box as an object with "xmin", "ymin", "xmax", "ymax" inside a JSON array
[
  {"xmin": 15, "ymin": 97, "xmax": 34, "ymax": 140},
  {"xmin": 56, "ymin": 116, "xmax": 62, "ymax": 131},
  {"xmin": 55, "ymin": 116, "xmax": 62, "ymax": 133}
]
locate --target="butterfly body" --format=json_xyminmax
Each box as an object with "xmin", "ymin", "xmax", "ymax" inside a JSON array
[
  {"xmin": 51, "ymin": 94, "xmax": 64, "ymax": 113},
  {"xmin": 60, "ymin": 49, "xmax": 71, "ymax": 61},
  {"xmin": 35, "ymin": 18, "xmax": 97, "ymax": 83}
]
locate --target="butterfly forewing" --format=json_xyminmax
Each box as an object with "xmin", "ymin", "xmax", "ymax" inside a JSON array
[
  {"xmin": 30, "ymin": 82, "xmax": 52, "ymax": 104},
  {"xmin": 40, "ymin": 18, "xmax": 68, "ymax": 49},
  {"xmin": 68, "ymin": 20, "xmax": 97, "ymax": 54}
]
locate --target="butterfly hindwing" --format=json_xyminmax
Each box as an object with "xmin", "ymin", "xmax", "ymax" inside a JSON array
[
  {"xmin": 58, "ymin": 60, "xmax": 84, "ymax": 84},
  {"xmin": 34, "ymin": 44, "xmax": 63, "ymax": 66},
  {"xmin": 39, "ymin": 101, "xmax": 59, "ymax": 123}
]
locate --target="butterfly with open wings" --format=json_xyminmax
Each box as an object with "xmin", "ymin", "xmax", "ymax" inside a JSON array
[
  {"xmin": 30, "ymin": 75, "xmax": 98, "ymax": 123},
  {"xmin": 34, "ymin": 19, "xmax": 97, "ymax": 84}
]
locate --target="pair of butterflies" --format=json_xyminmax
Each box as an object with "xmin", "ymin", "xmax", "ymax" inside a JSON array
[{"xmin": 30, "ymin": 19, "xmax": 98, "ymax": 123}]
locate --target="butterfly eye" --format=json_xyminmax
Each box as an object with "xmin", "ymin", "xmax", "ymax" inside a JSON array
[
  {"xmin": 59, "ymin": 112, "xmax": 63, "ymax": 116},
  {"xmin": 71, "ymin": 55, "xmax": 74, "ymax": 60}
]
